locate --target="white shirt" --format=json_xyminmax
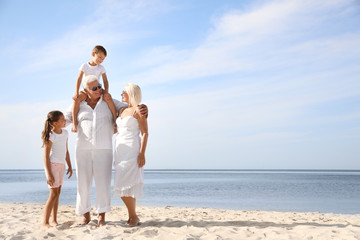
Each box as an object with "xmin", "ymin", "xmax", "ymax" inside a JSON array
[
  {"xmin": 65, "ymin": 98, "xmax": 127, "ymax": 150},
  {"xmin": 80, "ymin": 63, "xmax": 106, "ymax": 81},
  {"xmin": 49, "ymin": 129, "xmax": 68, "ymax": 164}
]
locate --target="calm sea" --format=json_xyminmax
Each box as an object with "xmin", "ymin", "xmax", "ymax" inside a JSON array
[{"xmin": 0, "ymin": 169, "xmax": 359, "ymax": 214}]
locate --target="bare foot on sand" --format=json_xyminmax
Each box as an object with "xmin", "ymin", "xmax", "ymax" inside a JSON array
[
  {"xmin": 50, "ymin": 221, "xmax": 59, "ymax": 226},
  {"xmin": 78, "ymin": 212, "xmax": 91, "ymax": 225},
  {"xmin": 128, "ymin": 217, "xmax": 140, "ymax": 227},
  {"xmin": 42, "ymin": 223, "xmax": 52, "ymax": 228},
  {"xmin": 98, "ymin": 213, "xmax": 106, "ymax": 227}
]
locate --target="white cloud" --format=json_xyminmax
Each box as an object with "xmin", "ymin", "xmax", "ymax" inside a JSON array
[
  {"xmin": 9, "ymin": 0, "xmax": 174, "ymax": 76},
  {"xmin": 124, "ymin": 0, "xmax": 360, "ymax": 86}
]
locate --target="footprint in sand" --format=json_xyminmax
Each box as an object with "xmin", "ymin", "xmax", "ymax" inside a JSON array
[
  {"xmin": 56, "ymin": 221, "xmax": 75, "ymax": 230},
  {"xmin": 140, "ymin": 229, "xmax": 159, "ymax": 237}
]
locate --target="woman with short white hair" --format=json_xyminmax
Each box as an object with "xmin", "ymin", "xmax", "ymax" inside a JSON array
[{"xmin": 113, "ymin": 83, "xmax": 149, "ymax": 227}]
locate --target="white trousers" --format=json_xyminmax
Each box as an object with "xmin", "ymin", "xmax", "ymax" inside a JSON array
[{"xmin": 75, "ymin": 149, "xmax": 112, "ymax": 215}]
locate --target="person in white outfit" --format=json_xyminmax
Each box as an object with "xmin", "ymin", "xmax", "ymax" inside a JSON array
[
  {"xmin": 113, "ymin": 83, "xmax": 149, "ymax": 227},
  {"xmin": 65, "ymin": 75, "xmax": 147, "ymax": 226}
]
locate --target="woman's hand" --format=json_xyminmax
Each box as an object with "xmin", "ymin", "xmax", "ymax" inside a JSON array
[{"xmin": 138, "ymin": 154, "xmax": 145, "ymax": 168}]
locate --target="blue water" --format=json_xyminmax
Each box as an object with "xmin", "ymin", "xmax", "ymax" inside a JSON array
[{"xmin": 0, "ymin": 169, "xmax": 359, "ymax": 214}]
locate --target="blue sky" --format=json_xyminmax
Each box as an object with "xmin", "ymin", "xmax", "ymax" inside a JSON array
[{"xmin": 0, "ymin": 0, "xmax": 359, "ymax": 169}]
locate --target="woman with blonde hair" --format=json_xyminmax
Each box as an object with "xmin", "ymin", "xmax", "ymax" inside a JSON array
[{"xmin": 113, "ymin": 83, "xmax": 149, "ymax": 227}]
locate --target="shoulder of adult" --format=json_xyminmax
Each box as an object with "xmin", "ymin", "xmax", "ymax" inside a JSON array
[
  {"xmin": 63, "ymin": 105, "xmax": 74, "ymax": 125},
  {"xmin": 113, "ymin": 99, "xmax": 127, "ymax": 111},
  {"xmin": 118, "ymin": 106, "xmax": 127, "ymax": 115}
]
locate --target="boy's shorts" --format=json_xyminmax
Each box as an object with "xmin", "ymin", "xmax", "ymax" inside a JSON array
[{"xmin": 46, "ymin": 162, "xmax": 65, "ymax": 188}]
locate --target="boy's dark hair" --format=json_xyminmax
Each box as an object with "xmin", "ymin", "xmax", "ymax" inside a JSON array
[{"xmin": 93, "ymin": 45, "xmax": 107, "ymax": 56}]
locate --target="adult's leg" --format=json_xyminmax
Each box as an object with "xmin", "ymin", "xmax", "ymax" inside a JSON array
[
  {"xmin": 93, "ymin": 149, "xmax": 113, "ymax": 226},
  {"xmin": 121, "ymin": 196, "xmax": 139, "ymax": 226},
  {"xmin": 75, "ymin": 149, "xmax": 93, "ymax": 224}
]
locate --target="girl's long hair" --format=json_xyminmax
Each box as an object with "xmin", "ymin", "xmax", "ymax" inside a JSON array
[{"xmin": 41, "ymin": 110, "xmax": 63, "ymax": 147}]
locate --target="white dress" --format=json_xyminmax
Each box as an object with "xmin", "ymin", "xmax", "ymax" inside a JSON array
[{"xmin": 113, "ymin": 111, "xmax": 144, "ymax": 198}]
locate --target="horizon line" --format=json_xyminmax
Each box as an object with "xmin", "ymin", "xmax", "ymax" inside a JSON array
[{"xmin": 0, "ymin": 168, "xmax": 359, "ymax": 172}]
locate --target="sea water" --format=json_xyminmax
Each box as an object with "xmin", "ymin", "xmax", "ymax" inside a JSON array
[{"xmin": 0, "ymin": 169, "xmax": 359, "ymax": 214}]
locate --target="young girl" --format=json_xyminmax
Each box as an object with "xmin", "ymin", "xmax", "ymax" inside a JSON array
[{"xmin": 41, "ymin": 110, "xmax": 73, "ymax": 228}]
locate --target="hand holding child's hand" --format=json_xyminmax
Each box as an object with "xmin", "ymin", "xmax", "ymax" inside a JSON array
[{"xmin": 67, "ymin": 168, "xmax": 73, "ymax": 179}]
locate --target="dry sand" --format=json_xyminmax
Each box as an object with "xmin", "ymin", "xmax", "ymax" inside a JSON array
[{"xmin": 0, "ymin": 203, "xmax": 359, "ymax": 240}]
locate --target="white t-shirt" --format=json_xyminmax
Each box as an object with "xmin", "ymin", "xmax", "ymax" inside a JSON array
[
  {"xmin": 49, "ymin": 129, "xmax": 68, "ymax": 164},
  {"xmin": 79, "ymin": 63, "xmax": 106, "ymax": 82}
]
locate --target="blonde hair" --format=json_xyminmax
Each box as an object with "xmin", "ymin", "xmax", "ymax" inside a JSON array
[{"xmin": 124, "ymin": 83, "xmax": 142, "ymax": 107}]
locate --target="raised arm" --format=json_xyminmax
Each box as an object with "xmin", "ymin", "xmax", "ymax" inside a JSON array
[
  {"xmin": 73, "ymin": 71, "xmax": 84, "ymax": 100},
  {"xmin": 102, "ymin": 73, "xmax": 109, "ymax": 93}
]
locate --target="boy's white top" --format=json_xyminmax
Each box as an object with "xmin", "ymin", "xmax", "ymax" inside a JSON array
[
  {"xmin": 49, "ymin": 129, "xmax": 68, "ymax": 164},
  {"xmin": 80, "ymin": 63, "xmax": 106, "ymax": 81},
  {"xmin": 65, "ymin": 98, "xmax": 126, "ymax": 150}
]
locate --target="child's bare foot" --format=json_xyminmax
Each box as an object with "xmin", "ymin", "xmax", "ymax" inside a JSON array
[
  {"xmin": 72, "ymin": 125, "xmax": 77, "ymax": 133},
  {"xmin": 128, "ymin": 217, "xmax": 139, "ymax": 227},
  {"xmin": 98, "ymin": 213, "xmax": 105, "ymax": 227},
  {"xmin": 50, "ymin": 220, "xmax": 59, "ymax": 226},
  {"xmin": 78, "ymin": 212, "xmax": 91, "ymax": 225},
  {"xmin": 126, "ymin": 218, "xmax": 130, "ymax": 225},
  {"xmin": 42, "ymin": 223, "xmax": 52, "ymax": 228}
]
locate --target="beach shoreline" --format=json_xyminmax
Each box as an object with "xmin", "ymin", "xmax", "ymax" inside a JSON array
[{"xmin": 1, "ymin": 202, "xmax": 359, "ymax": 239}]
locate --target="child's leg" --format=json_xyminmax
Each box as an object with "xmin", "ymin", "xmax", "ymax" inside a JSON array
[
  {"xmin": 103, "ymin": 93, "xmax": 117, "ymax": 127},
  {"xmin": 72, "ymin": 92, "xmax": 87, "ymax": 132},
  {"xmin": 102, "ymin": 93, "xmax": 118, "ymax": 133},
  {"xmin": 50, "ymin": 186, "xmax": 61, "ymax": 226},
  {"xmin": 42, "ymin": 187, "xmax": 60, "ymax": 228}
]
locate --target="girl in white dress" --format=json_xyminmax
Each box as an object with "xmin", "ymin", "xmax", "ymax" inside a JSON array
[{"xmin": 113, "ymin": 83, "xmax": 149, "ymax": 227}]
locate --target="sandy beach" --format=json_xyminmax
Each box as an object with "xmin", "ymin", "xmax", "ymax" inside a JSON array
[{"xmin": 1, "ymin": 203, "xmax": 359, "ymax": 240}]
